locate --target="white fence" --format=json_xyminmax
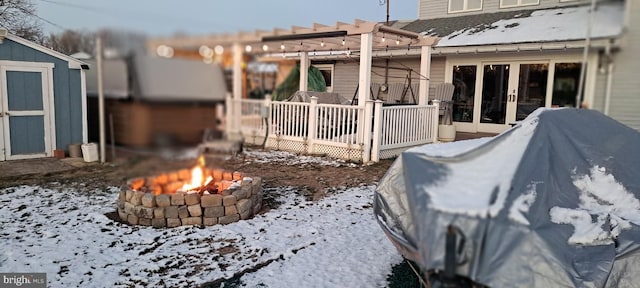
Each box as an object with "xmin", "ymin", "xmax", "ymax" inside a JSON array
[{"xmin": 227, "ymin": 96, "xmax": 439, "ymax": 163}]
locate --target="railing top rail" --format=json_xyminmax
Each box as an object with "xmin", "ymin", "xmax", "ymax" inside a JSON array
[
  {"xmin": 381, "ymin": 104, "xmax": 436, "ymax": 111},
  {"xmin": 316, "ymin": 103, "xmax": 363, "ymax": 110}
]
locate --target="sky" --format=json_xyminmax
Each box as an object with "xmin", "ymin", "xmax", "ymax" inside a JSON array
[{"xmin": 36, "ymin": 0, "xmax": 418, "ymax": 37}]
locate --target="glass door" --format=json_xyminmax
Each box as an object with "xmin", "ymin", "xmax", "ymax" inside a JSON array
[
  {"xmin": 476, "ymin": 62, "xmax": 549, "ymax": 133},
  {"xmin": 477, "ymin": 64, "xmax": 517, "ymax": 133}
]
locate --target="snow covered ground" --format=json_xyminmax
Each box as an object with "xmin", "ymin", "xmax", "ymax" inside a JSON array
[{"xmin": 0, "ymin": 183, "xmax": 402, "ymax": 287}]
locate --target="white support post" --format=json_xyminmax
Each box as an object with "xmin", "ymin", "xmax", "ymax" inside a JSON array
[
  {"xmin": 362, "ymin": 100, "xmax": 374, "ymax": 163},
  {"xmin": 232, "ymin": 43, "xmax": 243, "ymax": 136},
  {"xmin": 299, "ymin": 52, "xmax": 309, "ymax": 92},
  {"xmin": 96, "ymin": 36, "xmax": 106, "ymax": 163},
  {"xmin": 371, "ymin": 100, "xmax": 383, "ymax": 162},
  {"xmin": 419, "ymin": 45, "xmax": 431, "ymax": 105},
  {"xmin": 307, "ymin": 96, "xmax": 318, "ymax": 154},
  {"xmin": 263, "ymin": 94, "xmax": 272, "ymax": 147},
  {"xmin": 225, "ymin": 93, "xmax": 233, "ymax": 135},
  {"xmin": 358, "ymin": 33, "xmax": 373, "ymax": 107},
  {"xmin": 432, "ymin": 100, "xmax": 440, "ymax": 143}
]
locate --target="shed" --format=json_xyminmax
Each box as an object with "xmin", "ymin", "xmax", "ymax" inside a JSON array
[
  {"xmin": 0, "ymin": 32, "xmax": 88, "ymax": 161},
  {"xmin": 84, "ymin": 55, "xmax": 228, "ymax": 147}
]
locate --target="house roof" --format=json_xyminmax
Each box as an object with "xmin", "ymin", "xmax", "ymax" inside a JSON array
[
  {"xmin": 402, "ymin": 2, "xmax": 624, "ymax": 48},
  {"xmin": 5, "ymin": 34, "xmax": 89, "ymax": 69}
]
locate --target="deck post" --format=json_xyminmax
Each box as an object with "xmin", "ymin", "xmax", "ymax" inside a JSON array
[
  {"xmin": 307, "ymin": 96, "xmax": 318, "ymax": 154},
  {"xmin": 432, "ymin": 100, "xmax": 440, "ymax": 143},
  {"xmin": 419, "ymin": 45, "xmax": 431, "ymax": 105},
  {"xmin": 371, "ymin": 100, "xmax": 384, "ymax": 162},
  {"xmin": 299, "ymin": 52, "xmax": 309, "ymax": 92},
  {"xmin": 362, "ymin": 100, "xmax": 374, "ymax": 163}
]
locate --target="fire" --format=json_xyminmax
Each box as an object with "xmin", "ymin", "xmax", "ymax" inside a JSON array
[{"xmin": 180, "ymin": 155, "xmax": 213, "ymax": 192}]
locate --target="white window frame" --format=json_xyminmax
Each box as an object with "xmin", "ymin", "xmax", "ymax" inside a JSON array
[
  {"xmin": 448, "ymin": 0, "xmax": 483, "ymax": 14},
  {"xmin": 314, "ymin": 64, "xmax": 334, "ymax": 92},
  {"xmin": 500, "ymin": 0, "xmax": 540, "ymax": 9}
]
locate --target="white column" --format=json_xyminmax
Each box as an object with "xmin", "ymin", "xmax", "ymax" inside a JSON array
[
  {"xmin": 371, "ymin": 100, "xmax": 383, "ymax": 162},
  {"xmin": 362, "ymin": 100, "xmax": 374, "ymax": 163},
  {"xmin": 231, "ymin": 43, "xmax": 243, "ymax": 136},
  {"xmin": 358, "ymin": 33, "xmax": 373, "ymax": 107},
  {"xmin": 307, "ymin": 96, "xmax": 318, "ymax": 153},
  {"xmin": 299, "ymin": 52, "xmax": 309, "ymax": 92},
  {"xmin": 419, "ymin": 45, "xmax": 431, "ymax": 105}
]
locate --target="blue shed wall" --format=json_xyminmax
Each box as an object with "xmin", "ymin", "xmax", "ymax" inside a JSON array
[{"xmin": 0, "ymin": 39, "xmax": 84, "ymax": 151}]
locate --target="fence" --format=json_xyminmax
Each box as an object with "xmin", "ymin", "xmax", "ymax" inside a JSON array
[{"xmin": 227, "ymin": 96, "xmax": 439, "ymax": 163}]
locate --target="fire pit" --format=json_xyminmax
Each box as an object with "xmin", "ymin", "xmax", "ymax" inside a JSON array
[{"xmin": 116, "ymin": 156, "xmax": 263, "ymax": 228}]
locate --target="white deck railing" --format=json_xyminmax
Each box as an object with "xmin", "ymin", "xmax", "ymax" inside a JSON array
[{"xmin": 228, "ymin": 96, "xmax": 439, "ymax": 163}]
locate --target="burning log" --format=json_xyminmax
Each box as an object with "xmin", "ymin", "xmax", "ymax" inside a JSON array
[{"xmin": 199, "ymin": 179, "xmax": 219, "ymax": 195}]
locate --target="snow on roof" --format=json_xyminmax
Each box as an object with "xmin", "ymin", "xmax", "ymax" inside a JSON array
[{"xmin": 405, "ymin": 2, "xmax": 624, "ymax": 47}]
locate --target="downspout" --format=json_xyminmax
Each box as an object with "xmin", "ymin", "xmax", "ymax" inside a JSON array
[
  {"xmin": 603, "ymin": 41, "xmax": 614, "ymax": 115},
  {"xmin": 575, "ymin": 0, "xmax": 597, "ymax": 108}
]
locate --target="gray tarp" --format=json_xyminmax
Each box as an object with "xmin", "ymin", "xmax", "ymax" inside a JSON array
[{"xmin": 375, "ymin": 108, "xmax": 640, "ymax": 287}]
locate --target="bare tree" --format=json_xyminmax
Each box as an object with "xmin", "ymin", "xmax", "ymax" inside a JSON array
[
  {"xmin": 47, "ymin": 30, "xmax": 95, "ymax": 55},
  {"xmin": 0, "ymin": 0, "xmax": 44, "ymax": 43}
]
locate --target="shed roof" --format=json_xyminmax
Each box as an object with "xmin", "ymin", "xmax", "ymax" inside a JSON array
[
  {"xmin": 4, "ymin": 34, "xmax": 89, "ymax": 69},
  {"xmin": 402, "ymin": 2, "xmax": 624, "ymax": 48}
]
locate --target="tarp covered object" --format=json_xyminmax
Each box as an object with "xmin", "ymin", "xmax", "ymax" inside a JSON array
[
  {"xmin": 375, "ymin": 108, "xmax": 640, "ymax": 287},
  {"xmin": 272, "ymin": 65, "xmax": 326, "ymax": 101}
]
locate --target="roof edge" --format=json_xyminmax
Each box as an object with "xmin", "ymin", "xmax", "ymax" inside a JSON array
[{"xmin": 5, "ymin": 34, "xmax": 89, "ymax": 69}]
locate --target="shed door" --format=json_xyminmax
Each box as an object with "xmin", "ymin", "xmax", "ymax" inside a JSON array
[{"xmin": 0, "ymin": 66, "xmax": 53, "ymax": 160}]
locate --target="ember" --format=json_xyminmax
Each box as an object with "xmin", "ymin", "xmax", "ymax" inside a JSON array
[{"xmin": 116, "ymin": 156, "xmax": 263, "ymax": 228}]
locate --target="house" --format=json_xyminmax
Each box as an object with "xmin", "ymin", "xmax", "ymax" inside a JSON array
[
  {"xmin": 0, "ymin": 30, "xmax": 89, "ymax": 161},
  {"xmin": 84, "ymin": 55, "xmax": 228, "ymax": 147},
  {"xmin": 395, "ymin": 0, "xmax": 638, "ymax": 133}
]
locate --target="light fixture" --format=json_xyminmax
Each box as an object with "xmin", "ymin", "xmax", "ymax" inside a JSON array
[
  {"xmin": 245, "ymin": 45, "xmax": 252, "ymax": 53},
  {"xmin": 396, "ymin": 38, "xmax": 400, "ymax": 45},
  {"xmin": 262, "ymin": 44, "xmax": 269, "ymax": 52},
  {"xmin": 214, "ymin": 45, "xmax": 224, "ymax": 55},
  {"xmin": 280, "ymin": 43, "xmax": 285, "ymax": 50},
  {"xmin": 156, "ymin": 45, "xmax": 174, "ymax": 58},
  {"xmin": 381, "ymin": 33, "xmax": 386, "ymax": 43},
  {"xmin": 199, "ymin": 45, "xmax": 210, "ymax": 57},
  {"xmin": 320, "ymin": 40, "xmax": 325, "ymax": 47},
  {"xmin": 342, "ymin": 37, "xmax": 345, "ymax": 46}
]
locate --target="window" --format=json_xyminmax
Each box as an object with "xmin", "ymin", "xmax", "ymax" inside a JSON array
[
  {"xmin": 552, "ymin": 63, "xmax": 583, "ymax": 108},
  {"xmin": 314, "ymin": 64, "xmax": 334, "ymax": 92},
  {"xmin": 500, "ymin": 0, "xmax": 539, "ymax": 8},
  {"xmin": 449, "ymin": 0, "xmax": 482, "ymax": 13},
  {"xmin": 452, "ymin": 65, "xmax": 476, "ymax": 123}
]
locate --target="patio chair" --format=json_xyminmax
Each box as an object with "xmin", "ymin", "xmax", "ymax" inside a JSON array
[{"xmin": 432, "ymin": 83, "xmax": 455, "ymax": 124}]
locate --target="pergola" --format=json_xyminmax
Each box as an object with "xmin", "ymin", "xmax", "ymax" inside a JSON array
[{"xmin": 148, "ymin": 19, "xmax": 439, "ymax": 108}]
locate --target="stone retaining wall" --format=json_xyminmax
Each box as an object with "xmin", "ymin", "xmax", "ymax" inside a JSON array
[{"xmin": 116, "ymin": 176, "xmax": 263, "ymax": 228}]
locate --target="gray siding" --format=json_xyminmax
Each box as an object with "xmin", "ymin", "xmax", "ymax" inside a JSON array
[
  {"xmin": 609, "ymin": 0, "xmax": 640, "ymax": 130},
  {"xmin": 591, "ymin": 67, "xmax": 607, "ymax": 111},
  {"xmin": 0, "ymin": 39, "xmax": 84, "ymax": 150},
  {"xmin": 419, "ymin": 0, "xmax": 589, "ymax": 19},
  {"xmin": 332, "ymin": 56, "xmax": 446, "ymax": 102}
]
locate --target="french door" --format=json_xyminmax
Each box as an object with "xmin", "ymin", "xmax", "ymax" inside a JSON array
[{"xmin": 477, "ymin": 62, "xmax": 548, "ymax": 133}]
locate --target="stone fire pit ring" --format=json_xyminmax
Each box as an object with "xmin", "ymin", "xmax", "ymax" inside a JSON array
[{"xmin": 116, "ymin": 168, "xmax": 263, "ymax": 228}]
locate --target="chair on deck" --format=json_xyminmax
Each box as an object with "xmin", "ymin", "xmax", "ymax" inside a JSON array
[{"xmin": 432, "ymin": 83, "xmax": 455, "ymax": 124}]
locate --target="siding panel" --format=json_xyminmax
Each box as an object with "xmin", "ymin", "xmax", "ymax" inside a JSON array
[{"xmin": 419, "ymin": 0, "xmax": 590, "ymax": 19}]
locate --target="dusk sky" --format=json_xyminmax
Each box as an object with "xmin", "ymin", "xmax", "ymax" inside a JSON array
[{"xmin": 37, "ymin": 0, "xmax": 418, "ymax": 36}]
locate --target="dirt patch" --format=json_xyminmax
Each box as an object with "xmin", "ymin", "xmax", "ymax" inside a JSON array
[{"xmin": 0, "ymin": 147, "xmax": 395, "ymax": 200}]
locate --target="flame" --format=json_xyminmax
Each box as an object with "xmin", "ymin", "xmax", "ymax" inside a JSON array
[{"xmin": 180, "ymin": 155, "xmax": 212, "ymax": 192}]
